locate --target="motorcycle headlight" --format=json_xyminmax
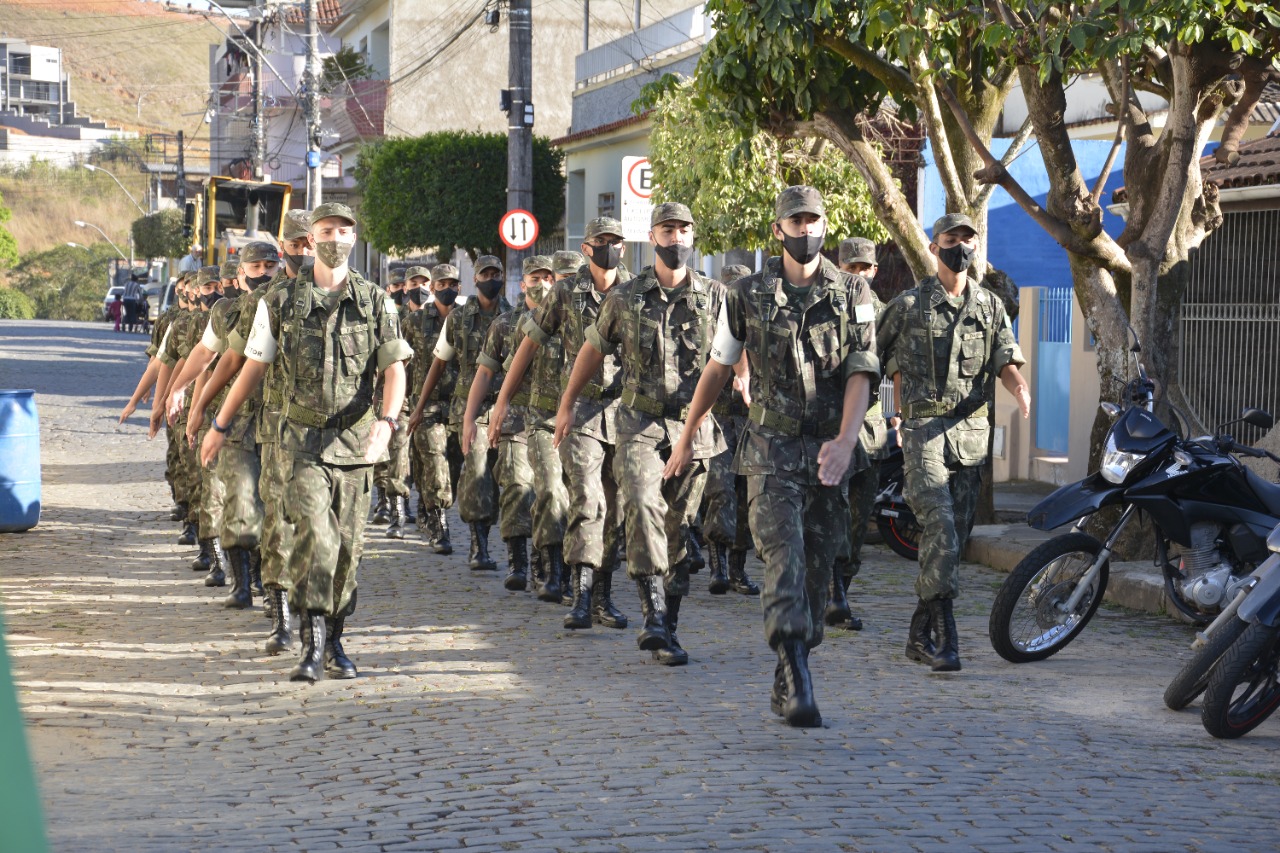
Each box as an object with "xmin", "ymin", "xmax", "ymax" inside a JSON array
[{"xmin": 1100, "ymin": 430, "xmax": 1146, "ymax": 485}]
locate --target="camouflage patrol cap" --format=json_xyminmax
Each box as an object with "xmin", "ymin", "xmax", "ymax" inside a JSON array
[
  {"xmin": 584, "ymin": 216, "xmax": 624, "ymax": 240},
  {"xmin": 522, "ymin": 255, "xmax": 553, "ymax": 276},
  {"xmin": 219, "ymin": 258, "xmax": 240, "ymax": 279},
  {"xmin": 430, "ymin": 263, "xmax": 460, "ymax": 283},
  {"xmin": 196, "ymin": 265, "xmax": 222, "ymax": 286},
  {"xmin": 552, "ymin": 250, "xmax": 586, "ymax": 276},
  {"xmin": 650, "ymin": 202, "xmax": 694, "ymax": 227},
  {"xmin": 310, "ymin": 202, "xmax": 357, "ymax": 227},
  {"xmin": 405, "ymin": 265, "xmax": 432, "ymax": 282},
  {"xmin": 839, "ymin": 237, "xmax": 877, "ymax": 266},
  {"xmin": 282, "ymin": 209, "xmax": 313, "ymax": 241},
  {"xmin": 932, "ymin": 212, "xmax": 977, "ymax": 237},
  {"xmin": 775, "ymin": 185, "xmax": 825, "ymax": 220},
  {"xmin": 475, "ymin": 254, "xmax": 504, "ymax": 273},
  {"xmin": 388, "ymin": 267, "xmax": 407, "ymax": 285},
  {"xmin": 721, "ymin": 264, "xmax": 752, "ymax": 282},
  {"xmin": 240, "ymin": 241, "xmax": 280, "ymax": 264}
]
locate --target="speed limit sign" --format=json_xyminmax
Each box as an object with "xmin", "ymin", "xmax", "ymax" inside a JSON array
[{"xmin": 499, "ymin": 209, "xmax": 539, "ymax": 251}]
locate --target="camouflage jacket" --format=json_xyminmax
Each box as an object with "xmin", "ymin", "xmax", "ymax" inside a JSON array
[
  {"xmin": 524, "ymin": 265, "xmax": 632, "ymax": 443},
  {"xmin": 404, "ymin": 302, "xmax": 455, "ymax": 420},
  {"xmin": 158, "ymin": 307, "xmax": 196, "ymax": 369},
  {"xmin": 509, "ymin": 299, "xmax": 564, "ymax": 431},
  {"xmin": 476, "ymin": 301, "xmax": 529, "ymax": 437},
  {"xmin": 231, "ymin": 271, "xmax": 291, "ymax": 444},
  {"xmin": 203, "ymin": 292, "xmax": 258, "ymax": 444},
  {"xmin": 587, "ymin": 266, "xmax": 724, "ymax": 457},
  {"xmin": 147, "ymin": 305, "xmax": 181, "ymax": 358},
  {"xmin": 439, "ymin": 294, "xmax": 510, "ymax": 429}
]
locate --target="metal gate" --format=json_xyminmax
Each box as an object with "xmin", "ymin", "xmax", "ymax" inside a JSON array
[{"xmin": 1036, "ymin": 287, "xmax": 1073, "ymax": 453}]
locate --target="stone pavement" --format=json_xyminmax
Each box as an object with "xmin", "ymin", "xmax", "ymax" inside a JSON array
[{"xmin": 2, "ymin": 319, "xmax": 1279, "ymax": 852}]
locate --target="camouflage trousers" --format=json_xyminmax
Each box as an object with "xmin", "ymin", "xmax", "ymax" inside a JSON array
[
  {"xmin": 701, "ymin": 414, "xmax": 751, "ymax": 550},
  {"xmin": 837, "ymin": 457, "xmax": 881, "ymax": 581},
  {"xmin": 285, "ymin": 457, "xmax": 371, "ymax": 616},
  {"xmin": 165, "ymin": 421, "xmax": 180, "ymax": 496},
  {"xmin": 257, "ymin": 439, "xmax": 294, "ymax": 589},
  {"xmin": 174, "ymin": 415, "xmax": 202, "ymax": 523},
  {"xmin": 526, "ymin": 418, "xmax": 567, "ymax": 550},
  {"xmin": 558, "ymin": 432, "xmax": 621, "ymax": 571},
  {"xmin": 374, "ymin": 410, "xmax": 411, "ymax": 498},
  {"xmin": 216, "ymin": 436, "xmax": 263, "ymax": 549},
  {"xmin": 456, "ymin": 422, "xmax": 497, "ymax": 525},
  {"xmin": 901, "ymin": 420, "xmax": 983, "ymax": 601},
  {"xmin": 195, "ymin": 425, "xmax": 226, "ymax": 539},
  {"xmin": 614, "ymin": 439, "xmax": 706, "ymax": 597},
  {"xmin": 412, "ymin": 415, "xmax": 462, "ymax": 510},
  {"xmin": 495, "ymin": 435, "xmax": 534, "ymax": 541},
  {"xmin": 748, "ymin": 474, "xmax": 847, "ymax": 650}
]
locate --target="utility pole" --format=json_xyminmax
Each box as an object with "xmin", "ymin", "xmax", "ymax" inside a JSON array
[
  {"xmin": 304, "ymin": 0, "xmax": 322, "ymax": 208},
  {"xmin": 249, "ymin": 20, "xmax": 266, "ymax": 182},
  {"xmin": 506, "ymin": 0, "xmax": 534, "ymax": 294},
  {"xmin": 176, "ymin": 129, "xmax": 186, "ymax": 211}
]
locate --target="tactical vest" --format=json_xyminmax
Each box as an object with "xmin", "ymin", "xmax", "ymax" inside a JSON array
[
  {"xmin": 448, "ymin": 296, "xmax": 508, "ymax": 421},
  {"xmin": 617, "ymin": 269, "xmax": 716, "ymax": 418},
  {"xmin": 898, "ymin": 277, "xmax": 998, "ymax": 420},
  {"xmin": 414, "ymin": 304, "xmax": 456, "ymax": 404}
]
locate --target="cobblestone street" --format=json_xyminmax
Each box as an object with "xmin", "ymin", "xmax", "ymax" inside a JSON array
[{"xmin": 3, "ymin": 319, "xmax": 1279, "ymax": 851}]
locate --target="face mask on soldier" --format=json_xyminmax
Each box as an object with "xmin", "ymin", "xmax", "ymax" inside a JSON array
[
  {"xmin": 937, "ymin": 242, "xmax": 976, "ymax": 274},
  {"xmin": 782, "ymin": 231, "xmax": 824, "ymax": 265},
  {"xmin": 434, "ymin": 287, "xmax": 459, "ymax": 307},
  {"xmin": 201, "ymin": 291, "xmax": 223, "ymax": 309},
  {"xmin": 654, "ymin": 242, "xmax": 693, "ymax": 271},
  {"xmin": 587, "ymin": 243, "xmax": 621, "ymax": 271},
  {"xmin": 245, "ymin": 273, "xmax": 273, "ymax": 289},
  {"xmin": 476, "ymin": 279, "xmax": 503, "ymax": 300},
  {"xmin": 404, "ymin": 287, "xmax": 422, "ymax": 305},
  {"xmin": 315, "ymin": 236, "xmax": 356, "ymax": 268}
]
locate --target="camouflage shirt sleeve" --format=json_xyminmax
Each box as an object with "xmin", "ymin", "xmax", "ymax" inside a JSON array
[
  {"xmin": 584, "ymin": 286, "xmax": 624, "ymax": 356},
  {"xmin": 525, "ymin": 280, "xmax": 567, "ymax": 346},
  {"xmin": 373, "ymin": 287, "xmax": 413, "ymax": 372},
  {"xmin": 877, "ymin": 292, "xmax": 913, "ymax": 380},
  {"xmin": 843, "ymin": 276, "xmax": 880, "ymax": 381},
  {"xmin": 990, "ymin": 297, "xmax": 1025, "ymax": 374},
  {"xmin": 158, "ymin": 315, "xmax": 182, "ymax": 367},
  {"xmin": 476, "ymin": 311, "xmax": 510, "ymax": 373}
]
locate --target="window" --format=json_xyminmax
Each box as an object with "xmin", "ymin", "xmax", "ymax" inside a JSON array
[
  {"xmin": 10, "ymin": 54, "xmax": 30, "ymax": 76},
  {"xmin": 597, "ymin": 192, "xmax": 616, "ymax": 218}
]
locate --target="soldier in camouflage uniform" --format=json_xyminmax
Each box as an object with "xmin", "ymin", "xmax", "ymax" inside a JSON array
[
  {"xmin": 405, "ymin": 265, "xmax": 463, "ymax": 554},
  {"xmin": 145, "ymin": 277, "xmax": 200, "ymax": 543},
  {"xmin": 669, "ymin": 186, "xmax": 879, "ymax": 727},
  {"xmin": 558, "ymin": 203, "xmax": 723, "ymax": 665},
  {"xmin": 372, "ymin": 268, "xmax": 409, "ymax": 524},
  {"xmin": 877, "ymin": 213, "xmax": 1029, "ymax": 673},
  {"xmin": 411, "ymin": 256, "xmax": 510, "ymax": 571},
  {"xmin": 203, "ymin": 202, "xmax": 412, "ymax": 682},
  {"xmin": 372, "ymin": 268, "xmax": 419, "ymax": 539},
  {"xmin": 492, "ymin": 224, "xmax": 632, "ymax": 619}
]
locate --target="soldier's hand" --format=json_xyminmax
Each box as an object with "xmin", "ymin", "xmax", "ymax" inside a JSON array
[
  {"xmin": 460, "ymin": 418, "xmax": 477, "ymax": 457},
  {"xmin": 733, "ymin": 373, "xmax": 751, "ymax": 407},
  {"xmin": 816, "ymin": 434, "xmax": 858, "ymax": 487},
  {"xmin": 118, "ymin": 399, "xmax": 137, "ymax": 424},
  {"xmin": 662, "ymin": 439, "xmax": 694, "ymax": 480},
  {"xmin": 364, "ymin": 419, "xmax": 393, "ymax": 464},
  {"xmin": 148, "ymin": 406, "xmax": 164, "ymax": 440},
  {"xmin": 407, "ymin": 408, "xmax": 423, "ymax": 435},
  {"xmin": 141, "ymin": 387, "xmax": 153, "ymax": 405},
  {"xmin": 486, "ymin": 414, "xmax": 503, "ymax": 449},
  {"xmin": 186, "ymin": 407, "xmax": 204, "ymax": 446},
  {"xmin": 552, "ymin": 405, "xmax": 572, "ymax": 449},
  {"xmin": 1014, "ymin": 385, "xmax": 1031, "ymax": 419},
  {"xmin": 200, "ymin": 428, "xmax": 225, "ymax": 467},
  {"xmin": 165, "ymin": 391, "xmax": 185, "ymax": 427}
]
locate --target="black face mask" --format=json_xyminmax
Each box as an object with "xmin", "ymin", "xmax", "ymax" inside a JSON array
[
  {"xmin": 782, "ymin": 232, "xmax": 824, "ymax": 265},
  {"xmin": 391, "ymin": 290, "xmax": 404, "ymax": 305},
  {"xmin": 587, "ymin": 243, "xmax": 621, "ymax": 271},
  {"xmin": 201, "ymin": 291, "xmax": 223, "ymax": 309},
  {"xmin": 283, "ymin": 251, "xmax": 309, "ymax": 274},
  {"xmin": 937, "ymin": 242, "xmax": 976, "ymax": 274},
  {"xmin": 654, "ymin": 242, "xmax": 693, "ymax": 271},
  {"xmin": 434, "ymin": 287, "xmax": 459, "ymax": 307},
  {"xmin": 476, "ymin": 279, "xmax": 503, "ymax": 300},
  {"xmin": 245, "ymin": 273, "xmax": 273, "ymax": 289},
  {"xmin": 404, "ymin": 288, "xmax": 422, "ymax": 305}
]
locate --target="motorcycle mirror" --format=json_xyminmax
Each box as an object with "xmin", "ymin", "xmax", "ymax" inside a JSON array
[
  {"xmin": 1241, "ymin": 408, "xmax": 1275, "ymax": 430},
  {"xmin": 1173, "ymin": 449, "xmax": 1193, "ymax": 467},
  {"xmin": 1100, "ymin": 402, "xmax": 1121, "ymax": 417},
  {"xmin": 1126, "ymin": 323, "xmax": 1142, "ymax": 353}
]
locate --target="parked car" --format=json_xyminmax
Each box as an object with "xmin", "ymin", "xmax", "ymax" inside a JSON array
[{"xmin": 147, "ymin": 282, "xmax": 173, "ymax": 324}]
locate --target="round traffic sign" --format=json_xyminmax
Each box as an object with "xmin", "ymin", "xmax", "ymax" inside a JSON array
[
  {"xmin": 625, "ymin": 157, "xmax": 652, "ymax": 200},
  {"xmin": 499, "ymin": 209, "xmax": 539, "ymax": 251}
]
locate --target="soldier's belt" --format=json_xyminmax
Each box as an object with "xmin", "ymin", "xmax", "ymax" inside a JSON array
[
  {"xmin": 529, "ymin": 391, "xmax": 560, "ymax": 413},
  {"xmin": 866, "ymin": 400, "xmax": 882, "ymax": 419},
  {"xmin": 580, "ymin": 382, "xmax": 620, "ymax": 401},
  {"xmin": 263, "ymin": 387, "xmax": 284, "ymax": 408},
  {"xmin": 903, "ymin": 400, "xmax": 988, "ymax": 420},
  {"xmin": 621, "ymin": 387, "xmax": 690, "ymax": 421},
  {"xmin": 748, "ymin": 403, "xmax": 841, "ymax": 438},
  {"xmin": 511, "ymin": 391, "xmax": 531, "ymax": 408},
  {"xmin": 711, "ymin": 401, "xmax": 733, "ymax": 418},
  {"xmin": 282, "ymin": 400, "xmax": 376, "ymax": 431}
]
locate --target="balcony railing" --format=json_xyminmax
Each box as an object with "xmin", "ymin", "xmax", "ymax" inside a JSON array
[{"xmin": 575, "ymin": 4, "xmax": 708, "ymax": 89}]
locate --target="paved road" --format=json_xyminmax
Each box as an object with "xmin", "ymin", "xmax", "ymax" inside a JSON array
[{"xmin": 2, "ymin": 319, "xmax": 1278, "ymax": 852}]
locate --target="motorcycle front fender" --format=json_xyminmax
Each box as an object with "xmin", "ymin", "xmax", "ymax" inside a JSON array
[
  {"xmin": 1025, "ymin": 473, "xmax": 1126, "ymax": 531},
  {"xmin": 1239, "ymin": 553, "xmax": 1280, "ymax": 627}
]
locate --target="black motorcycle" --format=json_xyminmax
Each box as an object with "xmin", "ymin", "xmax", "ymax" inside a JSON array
[
  {"xmin": 874, "ymin": 431, "xmax": 919, "ymax": 561},
  {"xmin": 989, "ymin": 333, "xmax": 1280, "ymax": 663}
]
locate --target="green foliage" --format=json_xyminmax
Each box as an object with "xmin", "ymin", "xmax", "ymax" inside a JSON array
[
  {"xmin": 323, "ymin": 46, "xmax": 373, "ymax": 91},
  {"xmin": 7, "ymin": 242, "xmax": 119, "ymax": 321},
  {"xmin": 131, "ymin": 209, "xmax": 187, "ymax": 260},
  {"xmin": 0, "ymin": 288, "xmax": 35, "ymax": 320},
  {"xmin": 643, "ymin": 79, "xmax": 888, "ymax": 254},
  {"xmin": 355, "ymin": 132, "xmax": 566, "ymax": 258},
  {"xmin": 0, "ymin": 187, "xmax": 15, "ymax": 268}
]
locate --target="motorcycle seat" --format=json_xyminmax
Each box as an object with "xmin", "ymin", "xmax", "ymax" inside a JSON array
[{"xmin": 1245, "ymin": 467, "xmax": 1280, "ymax": 517}]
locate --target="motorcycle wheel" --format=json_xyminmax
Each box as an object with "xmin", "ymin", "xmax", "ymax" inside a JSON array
[
  {"xmin": 1163, "ymin": 617, "xmax": 1250, "ymax": 711},
  {"xmin": 875, "ymin": 500, "xmax": 920, "ymax": 561},
  {"xmin": 988, "ymin": 532, "xmax": 1108, "ymax": 663},
  {"xmin": 1201, "ymin": 622, "xmax": 1280, "ymax": 739}
]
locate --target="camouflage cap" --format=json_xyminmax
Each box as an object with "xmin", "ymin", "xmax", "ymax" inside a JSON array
[
  {"xmin": 721, "ymin": 264, "xmax": 752, "ymax": 282},
  {"xmin": 219, "ymin": 258, "xmax": 240, "ymax": 279},
  {"xmin": 282, "ymin": 209, "xmax": 313, "ymax": 241},
  {"xmin": 552, "ymin": 250, "xmax": 586, "ymax": 276},
  {"xmin": 775, "ymin": 185, "xmax": 825, "ymax": 220},
  {"xmin": 475, "ymin": 254, "xmax": 504, "ymax": 273},
  {"xmin": 522, "ymin": 255, "xmax": 553, "ymax": 276},
  {"xmin": 839, "ymin": 237, "xmax": 877, "ymax": 266},
  {"xmin": 584, "ymin": 216, "xmax": 624, "ymax": 240},
  {"xmin": 405, "ymin": 265, "xmax": 432, "ymax": 282},
  {"xmin": 430, "ymin": 263, "xmax": 460, "ymax": 283},
  {"xmin": 650, "ymin": 202, "xmax": 694, "ymax": 227},
  {"xmin": 196, "ymin": 265, "xmax": 222, "ymax": 286},
  {"xmin": 388, "ymin": 267, "xmax": 407, "ymax": 285},
  {"xmin": 310, "ymin": 201, "xmax": 357, "ymax": 227},
  {"xmin": 240, "ymin": 241, "xmax": 280, "ymax": 264},
  {"xmin": 932, "ymin": 212, "xmax": 977, "ymax": 237}
]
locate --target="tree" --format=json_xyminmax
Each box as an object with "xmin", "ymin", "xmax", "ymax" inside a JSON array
[
  {"xmin": 8, "ymin": 243, "xmax": 118, "ymax": 321},
  {"xmin": 131, "ymin": 209, "xmax": 188, "ymax": 260},
  {"xmin": 0, "ymin": 187, "xmax": 17, "ymax": 268},
  {"xmin": 0, "ymin": 288, "xmax": 35, "ymax": 320},
  {"xmin": 323, "ymin": 46, "xmax": 373, "ymax": 91},
  {"xmin": 636, "ymin": 76, "xmax": 889, "ymax": 254},
  {"xmin": 355, "ymin": 132, "xmax": 566, "ymax": 259}
]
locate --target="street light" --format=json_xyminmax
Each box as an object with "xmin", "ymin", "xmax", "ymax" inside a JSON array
[
  {"xmin": 83, "ymin": 163, "xmax": 148, "ymax": 216},
  {"xmin": 66, "ymin": 242, "xmax": 90, "ymax": 251},
  {"xmin": 73, "ymin": 220, "xmax": 128, "ymax": 261}
]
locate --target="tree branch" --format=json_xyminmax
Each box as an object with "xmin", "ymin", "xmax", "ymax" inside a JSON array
[
  {"xmin": 910, "ymin": 55, "xmax": 969, "ymax": 210},
  {"xmin": 974, "ymin": 115, "xmax": 1034, "ymax": 209},
  {"xmin": 818, "ymin": 33, "xmax": 920, "ymax": 101},
  {"xmin": 1215, "ymin": 61, "xmax": 1277, "ymax": 165},
  {"xmin": 1089, "ymin": 122, "xmax": 1125, "ymax": 207}
]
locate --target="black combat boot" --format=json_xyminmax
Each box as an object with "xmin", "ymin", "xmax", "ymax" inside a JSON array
[
  {"xmin": 905, "ymin": 598, "xmax": 935, "ymax": 664},
  {"xmin": 528, "ymin": 544, "xmax": 545, "ymax": 592},
  {"xmin": 249, "ymin": 549, "xmax": 264, "ymax": 599},
  {"xmin": 926, "ymin": 599, "xmax": 962, "ymax": 672},
  {"xmin": 591, "ymin": 569, "xmax": 628, "ymax": 629},
  {"xmin": 652, "ymin": 595, "xmax": 689, "ymax": 666},
  {"xmin": 559, "ymin": 559, "xmax": 573, "ymax": 606},
  {"xmin": 564, "ymin": 566, "xmax": 593, "ymax": 629},
  {"xmin": 324, "ymin": 615, "xmax": 358, "ymax": 679},
  {"xmin": 431, "ymin": 509, "xmax": 453, "ymax": 555},
  {"xmin": 178, "ymin": 520, "xmax": 197, "ymax": 546},
  {"xmin": 777, "ymin": 639, "xmax": 821, "ymax": 727},
  {"xmin": 290, "ymin": 611, "xmax": 328, "ymax": 682},
  {"xmin": 686, "ymin": 527, "xmax": 705, "ymax": 574},
  {"xmin": 170, "ymin": 501, "xmax": 188, "ymax": 522},
  {"xmin": 536, "ymin": 545, "xmax": 563, "ymax": 602},
  {"xmin": 190, "ymin": 537, "xmax": 212, "ymax": 571},
  {"xmin": 264, "ymin": 587, "xmax": 293, "ymax": 655},
  {"xmin": 222, "ymin": 546, "xmax": 254, "ymax": 609},
  {"xmin": 635, "ymin": 576, "xmax": 670, "ymax": 651},
  {"xmin": 770, "ymin": 658, "xmax": 787, "ymax": 717},
  {"xmin": 727, "ymin": 549, "xmax": 760, "ymax": 596},
  {"xmin": 503, "ymin": 537, "xmax": 529, "ymax": 591},
  {"xmin": 415, "ymin": 496, "xmax": 428, "ymax": 532},
  {"xmin": 371, "ymin": 487, "xmax": 390, "ymax": 524},
  {"xmin": 386, "ymin": 496, "xmax": 406, "ymax": 540},
  {"xmin": 468, "ymin": 523, "xmax": 497, "ymax": 570},
  {"xmin": 404, "ymin": 495, "xmax": 417, "ymax": 525},
  {"xmin": 202, "ymin": 538, "xmax": 227, "ymax": 587},
  {"xmin": 707, "ymin": 541, "xmax": 730, "ymax": 595}
]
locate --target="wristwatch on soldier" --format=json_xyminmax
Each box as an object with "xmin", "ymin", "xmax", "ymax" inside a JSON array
[{"xmin": 381, "ymin": 415, "xmax": 399, "ymax": 433}]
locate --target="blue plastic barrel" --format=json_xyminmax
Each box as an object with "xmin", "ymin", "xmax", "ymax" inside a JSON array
[{"xmin": 0, "ymin": 390, "xmax": 40, "ymax": 533}]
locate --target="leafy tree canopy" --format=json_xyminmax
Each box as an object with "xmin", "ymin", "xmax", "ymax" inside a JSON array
[
  {"xmin": 132, "ymin": 209, "xmax": 188, "ymax": 260},
  {"xmin": 8, "ymin": 242, "xmax": 119, "ymax": 321},
  {"xmin": 0, "ymin": 187, "xmax": 16, "ymax": 268}
]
